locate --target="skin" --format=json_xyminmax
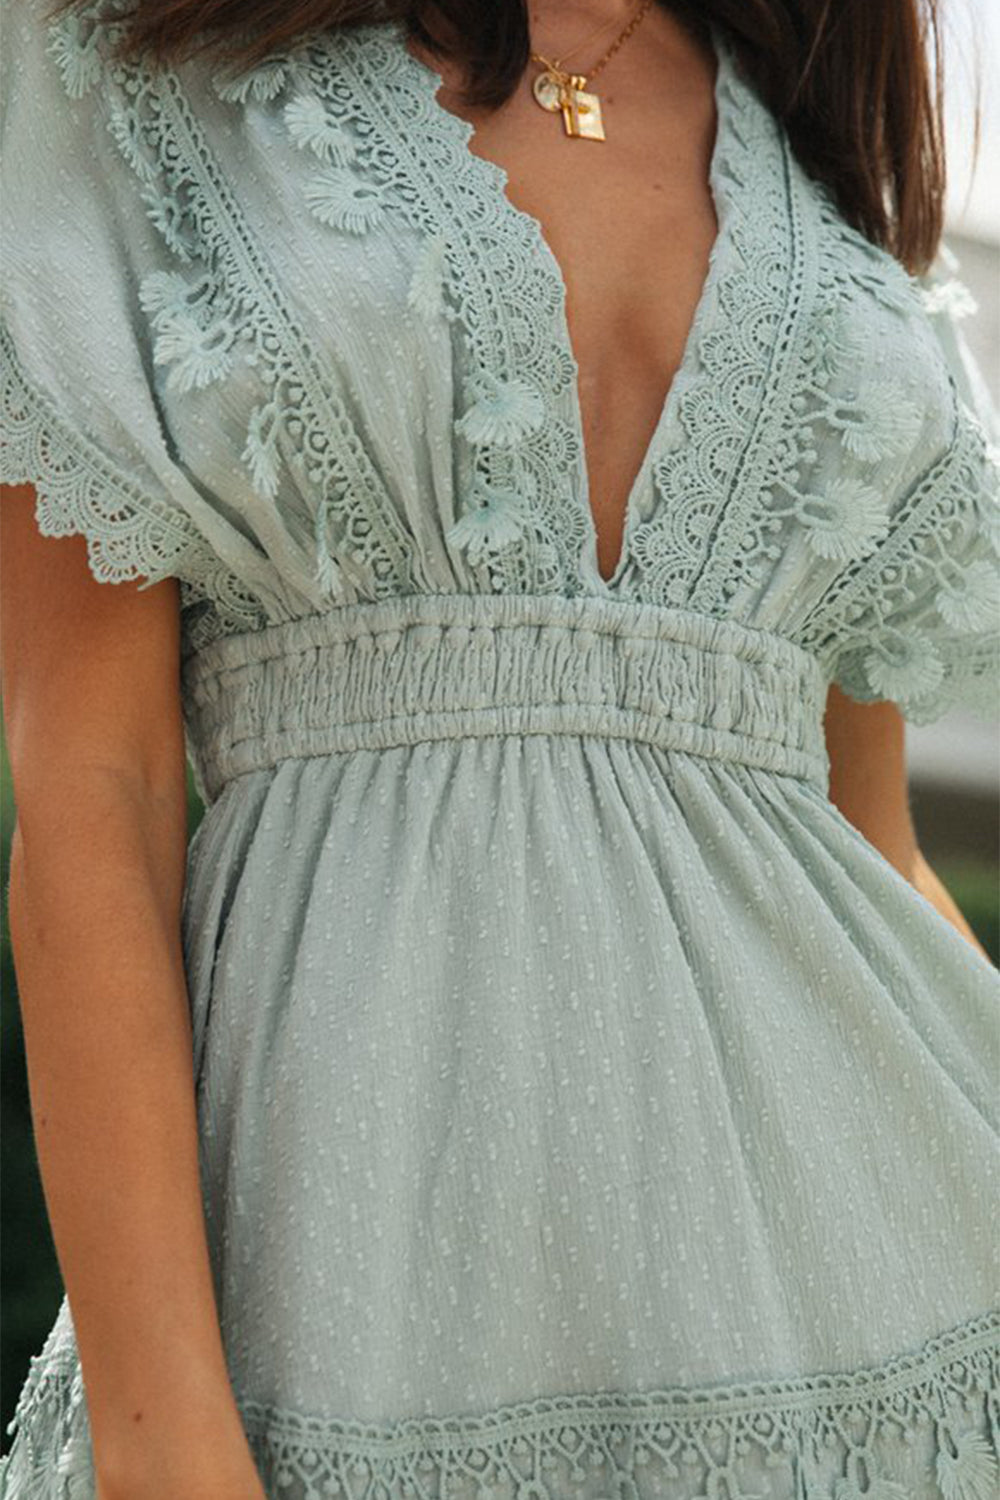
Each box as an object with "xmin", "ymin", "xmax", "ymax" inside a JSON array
[
  {"xmin": 0, "ymin": 1, "xmax": 989, "ymax": 1486},
  {"xmin": 416, "ymin": 0, "xmax": 720, "ymax": 587},
  {"xmin": 0, "ymin": 499, "xmax": 267, "ymax": 1499},
  {"xmin": 411, "ymin": 0, "xmax": 991, "ymax": 961}
]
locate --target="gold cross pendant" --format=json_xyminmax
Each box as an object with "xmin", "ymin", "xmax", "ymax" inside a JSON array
[
  {"xmin": 532, "ymin": 67, "xmax": 606, "ymax": 141},
  {"xmin": 558, "ymin": 74, "xmax": 605, "ymax": 140}
]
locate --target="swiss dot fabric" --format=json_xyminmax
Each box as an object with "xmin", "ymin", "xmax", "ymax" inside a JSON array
[{"xmin": 1, "ymin": 2, "xmax": 999, "ymax": 1497}]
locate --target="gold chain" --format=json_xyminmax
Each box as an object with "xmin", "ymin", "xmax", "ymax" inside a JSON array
[
  {"xmin": 527, "ymin": 0, "xmax": 656, "ymax": 140},
  {"xmin": 545, "ymin": 7, "xmax": 634, "ymax": 70},
  {"xmin": 529, "ymin": 0, "xmax": 655, "ymax": 85},
  {"xmin": 576, "ymin": 0, "xmax": 655, "ymax": 81}
]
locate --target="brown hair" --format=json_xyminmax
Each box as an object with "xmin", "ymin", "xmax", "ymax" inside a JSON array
[{"xmin": 48, "ymin": 0, "xmax": 952, "ymax": 274}]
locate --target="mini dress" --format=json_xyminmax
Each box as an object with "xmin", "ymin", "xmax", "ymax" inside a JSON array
[{"xmin": 1, "ymin": 3, "xmax": 999, "ymax": 1497}]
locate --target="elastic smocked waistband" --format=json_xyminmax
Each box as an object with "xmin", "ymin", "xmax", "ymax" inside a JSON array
[{"xmin": 181, "ymin": 592, "xmax": 831, "ymax": 802}]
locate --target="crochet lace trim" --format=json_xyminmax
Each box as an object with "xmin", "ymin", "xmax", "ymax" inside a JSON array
[
  {"xmin": 801, "ymin": 386, "xmax": 1000, "ymax": 723},
  {"xmin": 17, "ymin": 0, "xmax": 1000, "ymax": 722},
  {"xmin": 37, "ymin": 0, "xmax": 421, "ymax": 619},
  {"xmin": 1, "ymin": 1308, "xmax": 997, "ymax": 1499},
  {"xmin": 0, "ymin": 322, "xmax": 265, "ymax": 643}
]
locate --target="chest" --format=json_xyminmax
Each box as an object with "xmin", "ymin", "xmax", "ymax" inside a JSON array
[
  {"xmin": 129, "ymin": 19, "xmax": 956, "ymax": 617},
  {"xmin": 407, "ymin": 26, "xmax": 721, "ymax": 580},
  {"xmin": 418, "ymin": 30, "xmax": 719, "ymax": 370}
]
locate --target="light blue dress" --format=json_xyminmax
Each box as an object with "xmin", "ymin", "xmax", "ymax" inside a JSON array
[{"xmin": 2, "ymin": 2, "xmax": 999, "ymax": 1496}]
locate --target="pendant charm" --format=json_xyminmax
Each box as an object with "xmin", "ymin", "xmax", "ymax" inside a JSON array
[
  {"xmin": 532, "ymin": 67, "xmax": 606, "ymax": 141},
  {"xmin": 532, "ymin": 68, "xmax": 564, "ymax": 112},
  {"xmin": 560, "ymin": 79, "xmax": 605, "ymax": 140}
]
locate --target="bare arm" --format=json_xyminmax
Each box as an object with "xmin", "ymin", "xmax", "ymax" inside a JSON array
[
  {"xmin": 1, "ymin": 485, "xmax": 266, "ymax": 1499},
  {"xmin": 823, "ymin": 683, "xmax": 992, "ymax": 964}
]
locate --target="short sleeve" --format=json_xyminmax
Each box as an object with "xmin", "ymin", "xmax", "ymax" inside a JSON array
[
  {"xmin": 828, "ymin": 245, "xmax": 1000, "ymax": 725},
  {"xmin": 0, "ymin": 0, "xmax": 277, "ymax": 631}
]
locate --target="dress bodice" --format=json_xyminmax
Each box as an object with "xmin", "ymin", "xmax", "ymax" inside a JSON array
[{"xmin": 2, "ymin": 0, "xmax": 998, "ymax": 737}]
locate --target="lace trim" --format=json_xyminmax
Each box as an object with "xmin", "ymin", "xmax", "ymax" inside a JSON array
[
  {"xmin": 35, "ymin": 0, "xmax": 1000, "ymax": 720},
  {"xmin": 0, "ymin": 320, "xmax": 264, "ymax": 637},
  {"xmin": 621, "ymin": 55, "xmax": 785, "ymax": 612},
  {"xmin": 799, "ymin": 383, "xmax": 1000, "ymax": 722},
  {"xmin": 1, "ymin": 1309, "xmax": 997, "ymax": 1499},
  {"xmin": 277, "ymin": 20, "xmax": 584, "ymax": 599},
  {"xmin": 334, "ymin": 24, "xmax": 946, "ymax": 628},
  {"xmin": 47, "ymin": 0, "xmax": 420, "ymax": 611},
  {"xmin": 158, "ymin": 68, "xmax": 423, "ymax": 606},
  {"xmin": 345, "ymin": 26, "xmax": 811, "ymax": 607},
  {"xmin": 676, "ymin": 134, "xmax": 931, "ymax": 625}
]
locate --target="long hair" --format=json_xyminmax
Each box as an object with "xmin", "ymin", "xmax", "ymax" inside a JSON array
[{"xmin": 47, "ymin": 0, "xmax": 952, "ymax": 275}]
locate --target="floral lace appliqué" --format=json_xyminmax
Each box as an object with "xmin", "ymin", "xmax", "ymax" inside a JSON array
[
  {"xmin": 280, "ymin": 21, "xmax": 589, "ymax": 597},
  {"xmin": 1, "ymin": 1306, "xmax": 997, "ymax": 1500},
  {"xmin": 45, "ymin": 0, "xmax": 422, "ymax": 612},
  {"xmin": 802, "ymin": 406, "xmax": 1000, "ymax": 720}
]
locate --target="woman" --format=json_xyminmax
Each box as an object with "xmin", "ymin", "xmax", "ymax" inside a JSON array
[{"xmin": 1, "ymin": 0, "xmax": 998, "ymax": 1494}]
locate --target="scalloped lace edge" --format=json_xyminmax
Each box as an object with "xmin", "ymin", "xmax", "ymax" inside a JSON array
[
  {"xmin": 0, "ymin": 320, "xmax": 266, "ymax": 642},
  {"xmin": 815, "ymin": 413, "xmax": 1000, "ymax": 724},
  {"xmin": 832, "ymin": 634, "xmax": 1000, "ymax": 725},
  {"xmin": 1, "ymin": 1310, "xmax": 997, "ymax": 1498},
  {"xmin": 1, "ymin": 322, "xmax": 196, "ymax": 583}
]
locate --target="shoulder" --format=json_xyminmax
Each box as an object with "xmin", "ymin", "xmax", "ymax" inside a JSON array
[
  {"xmin": 3, "ymin": 0, "xmax": 129, "ymax": 116},
  {"xmin": 2, "ymin": 0, "xmax": 155, "ymax": 248},
  {"xmin": 0, "ymin": 2, "xmax": 289, "ymax": 635},
  {"xmin": 790, "ymin": 152, "xmax": 993, "ymax": 474}
]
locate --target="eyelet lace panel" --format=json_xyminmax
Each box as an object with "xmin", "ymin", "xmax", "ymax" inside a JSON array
[{"xmin": 1, "ymin": 1302, "xmax": 997, "ymax": 1500}]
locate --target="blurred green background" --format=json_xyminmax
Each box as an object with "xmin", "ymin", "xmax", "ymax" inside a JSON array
[{"xmin": 1, "ymin": 722, "xmax": 998, "ymax": 1452}]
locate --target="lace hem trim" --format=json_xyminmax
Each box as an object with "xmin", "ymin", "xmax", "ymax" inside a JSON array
[
  {"xmin": 1, "ymin": 1310, "xmax": 997, "ymax": 1499},
  {"xmin": 0, "ymin": 320, "xmax": 266, "ymax": 635},
  {"xmin": 1, "ymin": 322, "xmax": 189, "ymax": 584},
  {"xmin": 801, "ymin": 400, "xmax": 1000, "ymax": 723}
]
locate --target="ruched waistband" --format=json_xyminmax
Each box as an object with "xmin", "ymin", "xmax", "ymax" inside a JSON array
[{"xmin": 181, "ymin": 593, "xmax": 831, "ymax": 802}]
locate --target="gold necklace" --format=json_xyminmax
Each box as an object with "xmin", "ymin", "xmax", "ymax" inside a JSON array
[
  {"xmin": 543, "ymin": 6, "xmax": 631, "ymax": 68},
  {"xmin": 529, "ymin": 0, "xmax": 656, "ymax": 141}
]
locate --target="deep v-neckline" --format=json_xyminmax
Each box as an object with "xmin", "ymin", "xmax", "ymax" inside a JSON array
[{"xmin": 389, "ymin": 19, "xmax": 734, "ymax": 592}]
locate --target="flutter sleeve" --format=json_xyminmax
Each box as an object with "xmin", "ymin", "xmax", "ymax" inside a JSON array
[
  {"xmin": 0, "ymin": 0, "xmax": 285, "ymax": 632},
  {"xmin": 828, "ymin": 246, "xmax": 1000, "ymax": 725}
]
